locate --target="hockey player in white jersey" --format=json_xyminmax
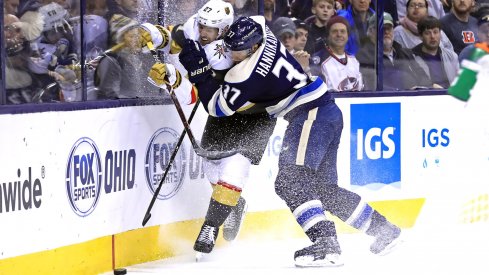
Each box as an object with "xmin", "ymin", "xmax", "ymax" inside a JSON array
[
  {"xmin": 175, "ymin": 15, "xmax": 403, "ymax": 267},
  {"xmin": 145, "ymin": 0, "xmax": 270, "ymax": 258}
]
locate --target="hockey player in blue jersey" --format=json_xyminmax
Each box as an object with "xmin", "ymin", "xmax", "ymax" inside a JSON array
[{"xmin": 177, "ymin": 15, "xmax": 403, "ymax": 267}]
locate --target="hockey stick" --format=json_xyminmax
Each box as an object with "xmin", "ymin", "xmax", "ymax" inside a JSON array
[
  {"xmin": 31, "ymin": 82, "xmax": 58, "ymax": 103},
  {"xmin": 146, "ymin": 41, "xmax": 239, "ymax": 160},
  {"xmin": 86, "ymin": 42, "xmax": 126, "ymax": 69},
  {"xmin": 142, "ymin": 99, "xmax": 200, "ymax": 227}
]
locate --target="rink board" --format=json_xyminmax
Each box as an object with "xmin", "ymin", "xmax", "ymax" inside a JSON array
[{"xmin": 0, "ymin": 94, "xmax": 488, "ymax": 274}]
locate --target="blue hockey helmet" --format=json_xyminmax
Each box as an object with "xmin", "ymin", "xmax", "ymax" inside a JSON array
[{"xmin": 224, "ymin": 17, "xmax": 263, "ymax": 51}]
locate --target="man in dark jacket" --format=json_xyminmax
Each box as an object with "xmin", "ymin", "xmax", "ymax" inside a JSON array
[{"xmin": 356, "ymin": 12, "xmax": 433, "ymax": 90}]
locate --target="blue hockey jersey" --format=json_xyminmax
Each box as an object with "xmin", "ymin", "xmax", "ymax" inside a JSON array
[{"xmin": 198, "ymin": 16, "xmax": 331, "ymax": 118}]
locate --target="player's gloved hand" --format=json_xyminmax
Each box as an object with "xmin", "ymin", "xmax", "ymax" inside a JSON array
[
  {"xmin": 139, "ymin": 23, "xmax": 170, "ymax": 53},
  {"xmin": 179, "ymin": 39, "xmax": 212, "ymax": 84},
  {"xmin": 169, "ymin": 24, "xmax": 185, "ymax": 54},
  {"xmin": 147, "ymin": 62, "xmax": 182, "ymax": 89}
]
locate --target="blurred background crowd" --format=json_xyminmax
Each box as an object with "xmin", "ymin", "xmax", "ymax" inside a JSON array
[{"xmin": 3, "ymin": 0, "xmax": 489, "ymax": 104}]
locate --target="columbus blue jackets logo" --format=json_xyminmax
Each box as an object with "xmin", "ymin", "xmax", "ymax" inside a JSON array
[
  {"xmin": 145, "ymin": 127, "xmax": 186, "ymax": 200},
  {"xmin": 65, "ymin": 137, "xmax": 103, "ymax": 217},
  {"xmin": 350, "ymin": 103, "xmax": 401, "ymax": 187},
  {"xmin": 338, "ymin": 76, "xmax": 361, "ymax": 91}
]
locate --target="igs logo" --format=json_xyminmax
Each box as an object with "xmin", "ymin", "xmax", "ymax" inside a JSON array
[
  {"xmin": 145, "ymin": 127, "xmax": 186, "ymax": 200},
  {"xmin": 66, "ymin": 137, "xmax": 102, "ymax": 217},
  {"xmin": 350, "ymin": 103, "xmax": 401, "ymax": 186}
]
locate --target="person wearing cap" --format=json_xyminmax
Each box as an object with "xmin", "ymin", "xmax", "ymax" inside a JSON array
[
  {"xmin": 459, "ymin": 11, "xmax": 489, "ymax": 61},
  {"xmin": 394, "ymin": 0, "xmax": 454, "ymax": 51},
  {"xmin": 273, "ymin": 17, "xmax": 312, "ymax": 72},
  {"xmin": 95, "ymin": 15, "xmax": 158, "ymax": 99},
  {"xmin": 412, "ymin": 16, "xmax": 459, "ymax": 88},
  {"xmin": 440, "ymin": 0, "xmax": 478, "ymax": 54},
  {"xmin": 272, "ymin": 16, "xmax": 298, "ymax": 53},
  {"xmin": 310, "ymin": 15, "xmax": 363, "ymax": 91},
  {"xmin": 356, "ymin": 12, "xmax": 433, "ymax": 90}
]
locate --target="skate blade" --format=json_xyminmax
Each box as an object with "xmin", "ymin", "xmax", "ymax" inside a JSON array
[
  {"xmin": 195, "ymin": 252, "xmax": 206, "ymax": 262},
  {"xmin": 377, "ymin": 235, "xmax": 404, "ymax": 256},
  {"xmin": 295, "ymin": 255, "xmax": 344, "ymax": 267}
]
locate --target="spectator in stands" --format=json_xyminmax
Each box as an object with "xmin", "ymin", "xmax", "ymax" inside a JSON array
[
  {"xmin": 106, "ymin": 0, "xmax": 138, "ymax": 20},
  {"xmin": 440, "ymin": 0, "xmax": 478, "ymax": 54},
  {"xmin": 272, "ymin": 16, "xmax": 297, "ymax": 53},
  {"xmin": 317, "ymin": 16, "xmax": 363, "ymax": 91},
  {"xmin": 412, "ymin": 16, "xmax": 459, "ymax": 88},
  {"xmin": 292, "ymin": 18, "xmax": 310, "ymax": 51},
  {"xmin": 5, "ymin": 0, "xmax": 20, "ymax": 15},
  {"xmin": 290, "ymin": 0, "xmax": 343, "ymax": 20},
  {"xmin": 27, "ymin": 2, "xmax": 77, "ymax": 102},
  {"xmin": 264, "ymin": 0, "xmax": 278, "ymax": 25},
  {"xmin": 459, "ymin": 10, "xmax": 489, "ymax": 61},
  {"xmin": 357, "ymin": 12, "xmax": 433, "ymax": 91},
  {"xmin": 394, "ymin": 0, "xmax": 454, "ymax": 50},
  {"xmin": 106, "ymin": 0, "xmax": 139, "ymax": 48},
  {"xmin": 337, "ymin": 0, "xmax": 375, "ymax": 55},
  {"xmin": 4, "ymin": 13, "xmax": 36, "ymax": 104},
  {"xmin": 304, "ymin": 0, "xmax": 336, "ymax": 55},
  {"xmin": 95, "ymin": 15, "xmax": 149, "ymax": 99},
  {"xmin": 397, "ymin": 0, "xmax": 446, "ymax": 19}
]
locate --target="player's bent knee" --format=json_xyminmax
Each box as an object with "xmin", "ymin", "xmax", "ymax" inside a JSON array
[
  {"xmin": 204, "ymin": 153, "xmax": 251, "ymax": 188},
  {"xmin": 219, "ymin": 153, "xmax": 251, "ymax": 189}
]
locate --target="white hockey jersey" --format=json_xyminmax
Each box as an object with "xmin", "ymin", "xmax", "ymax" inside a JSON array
[
  {"xmin": 166, "ymin": 14, "xmax": 234, "ymax": 77},
  {"xmin": 163, "ymin": 14, "xmax": 234, "ymax": 105},
  {"xmin": 320, "ymin": 51, "xmax": 363, "ymax": 92}
]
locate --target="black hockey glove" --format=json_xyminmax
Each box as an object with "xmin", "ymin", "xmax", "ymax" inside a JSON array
[
  {"xmin": 179, "ymin": 39, "xmax": 212, "ymax": 84},
  {"xmin": 171, "ymin": 24, "xmax": 186, "ymax": 48}
]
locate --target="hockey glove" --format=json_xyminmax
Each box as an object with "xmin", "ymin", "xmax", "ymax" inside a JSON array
[
  {"xmin": 168, "ymin": 24, "xmax": 185, "ymax": 54},
  {"xmin": 179, "ymin": 39, "xmax": 212, "ymax": 84},
  {"xmin": 147, "ymin": 62, "xmax": 182, "ymax": 89},
  {"xmin": 139, "ymin": 23, "xmax": 170, "ymax": 53}
]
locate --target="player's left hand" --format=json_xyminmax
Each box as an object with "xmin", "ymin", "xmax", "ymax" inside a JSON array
[
  {"xmin": 293, "ymin": 50, "xmax": 310, "ymax": 73},
  {"xmin": 147, "ymin": 62, "xmax": 182, "ymax": 89},
  {"xmin": 179, "ymin": 39, "xmax": 212, "ymax": 84}
]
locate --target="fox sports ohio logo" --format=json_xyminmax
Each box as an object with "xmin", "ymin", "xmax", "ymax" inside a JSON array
[
  {"xmin": 65, "ymin": 137, "xmax": 103, "ymax": 217},
  {"xmin": 145, "ymin": 127, "xmax": 186, "ymax": 200}
]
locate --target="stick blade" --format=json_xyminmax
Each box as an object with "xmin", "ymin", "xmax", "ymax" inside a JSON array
[{"xmin": 142, "ymin": 213, "xmax": 151, "ymax": 227}]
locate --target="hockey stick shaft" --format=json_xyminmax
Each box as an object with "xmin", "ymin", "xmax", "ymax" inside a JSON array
[
  {"xmin": 142, "ymin": 100, "xmax": 200, "ymax": 226},
  {"xmin": 86, "ymin": 42, "xmax": 126, "ymax": 69},
  {"xmin": 146, "ymin": 42, "xmax": 239, "ymax": 160}
]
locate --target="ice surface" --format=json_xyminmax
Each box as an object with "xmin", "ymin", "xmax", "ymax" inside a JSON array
[{"xmin": 101, "ymin": 223, "xmax": 489, "ymax": 275}]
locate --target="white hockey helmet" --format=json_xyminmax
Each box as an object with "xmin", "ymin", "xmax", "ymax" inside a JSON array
[{"xmin": 197, "ymin": 0, "xmax": 234, "ymax": 38}]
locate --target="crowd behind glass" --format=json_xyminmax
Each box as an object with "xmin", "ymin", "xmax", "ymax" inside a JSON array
[{"xmin": 2, "ymin": 0, "xmax": 489, "ymax": 104}]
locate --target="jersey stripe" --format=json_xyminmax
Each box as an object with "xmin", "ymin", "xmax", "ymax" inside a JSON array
[{"xmin": 266, "ymin": 77, "xmax": 327, "ymax": 117}]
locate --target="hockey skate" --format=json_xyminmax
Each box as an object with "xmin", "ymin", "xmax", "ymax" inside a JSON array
[
  {"xmin": 370, "ymin": 223, "xmax": 402, "ymax": 255},
  {"xmin": 194, "ymin": 223, "xmax": 219, "ymax": 261},
  {"xmin": 294, "ymin": 236, "xmax": 344, "ymax": 267},
  {"xmin": 223, "ymin": 197, "xmax": 248, "ymax": 241}
]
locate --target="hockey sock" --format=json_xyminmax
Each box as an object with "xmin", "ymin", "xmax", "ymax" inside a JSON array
[
  {"xmin": 205, "ymin": 198, "xmax": 233, "ymax": 227},
  {"xmin": 365, "ymin": 210, "xmax": 389, "ymax": 237},
  {"xmin": 305, "ymin": 220, "xmax": 338, "ymax": 242}
]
